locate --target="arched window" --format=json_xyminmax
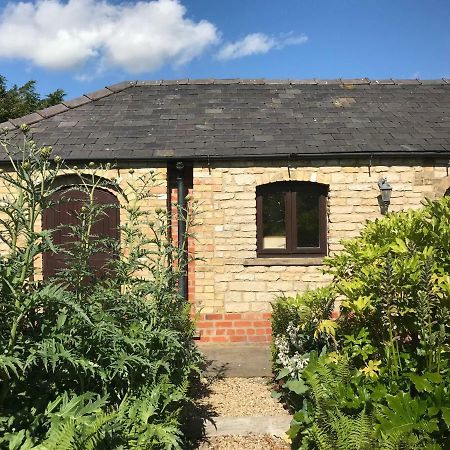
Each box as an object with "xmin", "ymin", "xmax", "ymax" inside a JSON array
[
  {"xmin": 42, "ymin": 187, "xmax": 120, "ymax": 279},
  {"xmin": 256, "ymin": 181, "xmax": 328, "ymax": 257}
]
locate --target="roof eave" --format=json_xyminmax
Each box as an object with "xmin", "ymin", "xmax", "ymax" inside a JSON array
[{"xmin": 0, "ymin": 149, "xmax": 447, "ymax": 166}]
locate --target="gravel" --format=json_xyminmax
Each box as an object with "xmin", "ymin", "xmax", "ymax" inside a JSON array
[
  {"xmin": 197, "ymin": 377, "xmax": 288, "ymax": 417},
  {"xmin": 197, "ymin": 434, "xmax": 290, "ymax": 450},
  {"xmin": 187, "ymin": 377, "xmax": 291, "ymax": 449}
]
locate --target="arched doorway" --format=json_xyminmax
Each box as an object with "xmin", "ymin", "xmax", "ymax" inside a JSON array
[{"xmin": 42, "ymin": 187, "xmax": 120, "ymax": 279}]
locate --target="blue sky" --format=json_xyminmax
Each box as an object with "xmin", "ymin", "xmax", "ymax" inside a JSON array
[{"xmin": 0, "ymin": 0, "xmax": 449, "ymax": 99}]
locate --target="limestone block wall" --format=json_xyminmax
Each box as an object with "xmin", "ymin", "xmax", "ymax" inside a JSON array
[
  {"xmin": 192, "ymin": 158, "xmax": 449, "ymax": 342},
  {"xmin": 0, "ymin": 163, "xmax": 167, "ymax": 280},
  {"xmin": 0, "ymin": 156, "xmax": 448, "ymax": 344}
]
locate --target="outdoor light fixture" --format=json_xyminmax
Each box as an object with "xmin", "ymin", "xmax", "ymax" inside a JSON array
[{"xmin": 378, "ymin": 177, "xmax": 393, "ymax": 214}]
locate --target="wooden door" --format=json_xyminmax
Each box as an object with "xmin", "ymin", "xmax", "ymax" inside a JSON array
[{"xmin": 42, "ymin": 187, "xmax": 120, "ymax": 279}]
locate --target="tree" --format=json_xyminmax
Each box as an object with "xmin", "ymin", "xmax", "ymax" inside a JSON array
[{"xmin": 0, "ymin": 75, "xmax": 65, "ymax": 123}]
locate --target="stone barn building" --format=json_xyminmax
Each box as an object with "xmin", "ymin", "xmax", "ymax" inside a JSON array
[{"xmin": 1, "ymin": 78, "xmax": 450, "ymax": 344}]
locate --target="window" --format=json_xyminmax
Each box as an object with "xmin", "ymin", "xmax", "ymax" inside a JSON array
[{"xmin": 256, "ymin": 181, "xmax": 328, "ymax": 257}]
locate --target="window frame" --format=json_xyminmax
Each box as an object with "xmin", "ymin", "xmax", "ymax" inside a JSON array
[{"xmin": 256, "ymin": 181, "xmax": 328, "ymax": 258}]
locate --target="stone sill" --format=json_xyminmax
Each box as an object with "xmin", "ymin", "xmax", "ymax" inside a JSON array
[{"xmin": 243, "ymin": 257, "xmax": 324, "ymax": 267}]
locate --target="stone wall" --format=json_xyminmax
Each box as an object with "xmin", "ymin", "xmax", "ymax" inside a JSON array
[
  {"xmin": 0, "ymin": 164, "xmax": 167, "ymax": 279},
  {"xmin": 0, "ymin": 156, "xmax": 448, "ymax": 344},
  {"xmin": 192, "ymin": 158, "xmax": 449, "ymax": 342}
]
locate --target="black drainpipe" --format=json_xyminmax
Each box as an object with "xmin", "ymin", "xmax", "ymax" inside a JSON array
[{"xmin": 176, "ymin": 161, "xmax": 188, "ymax": 300}]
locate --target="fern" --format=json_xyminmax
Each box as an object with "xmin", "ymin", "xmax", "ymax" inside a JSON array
[
  {"xmin": 40, "ymin": 420, "xmax": 78, "ymax": 450},
  {"xmin": 0, "ymin": 354, "xmax": 23, "ymax": 379},
  {"xmin": 114, "ymin": 387, "xmax": 184, "ymax": 449},
  {"xmin": 332, "ymin": 409, "xmax": 374, "ymax": 450},
  {"xmin": 289, "ymin": 355, "xmax": 377, "ymax": 450},
  {"xmin": 308, "ymin": 422, "xmax": 333, "ymax": 450}
]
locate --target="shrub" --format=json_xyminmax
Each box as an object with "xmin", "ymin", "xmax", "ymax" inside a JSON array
[
  {"xmin": 272, "ymin": 197, "xmax": 450, "ymax": 449},
  {"xmin": 329, "ymin": 198, "xmax": 450, "ymax": 377},
  {"xmin": 0, "ymin": 130, "xmax": 201, "ymax": 449},
  {"xmin": 272, "ymin": 288, "xmax": 336, "ymax": 379}
]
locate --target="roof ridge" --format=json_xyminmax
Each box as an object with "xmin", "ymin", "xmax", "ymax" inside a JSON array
[
  {"xmin": 136, "ymin": 78, "xmax": 450, "ymax": 86},
  {"xmin": 1, "ymin": 78, "xmax": 449, "ymax": 132},
  {"xmin": 0, "ymin": 80, "xmax": 137, "ymax": 131}
]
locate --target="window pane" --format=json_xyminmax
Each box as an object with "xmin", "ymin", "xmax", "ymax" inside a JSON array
[
  {"xmin": 262, "ymin": 191, "xmax": 286, "ymax": 249},
  {"xmin": 297, "ymin": 191, "xmax": 320, "ymax": 247}
]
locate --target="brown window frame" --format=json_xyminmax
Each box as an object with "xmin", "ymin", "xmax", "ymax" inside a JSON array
[{"xmin": 256, "ymin": 181, "xmax": 328, "ymax": 257}]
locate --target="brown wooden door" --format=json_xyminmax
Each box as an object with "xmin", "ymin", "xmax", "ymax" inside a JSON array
[{"xmin": 42, "ymin": 187, "xmax": 120, "ymax": 279}]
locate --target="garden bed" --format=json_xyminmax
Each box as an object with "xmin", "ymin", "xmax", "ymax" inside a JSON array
[{"xmin": 271, "ymin": 196, "xmax": 450, "ymax": 449}]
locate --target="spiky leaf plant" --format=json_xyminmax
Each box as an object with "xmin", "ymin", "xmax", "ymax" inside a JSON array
[{"xmin": 0, "ymin": 128, "xmax": 201, "ymax": 449}]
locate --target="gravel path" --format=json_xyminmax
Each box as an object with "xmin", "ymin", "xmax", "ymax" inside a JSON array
[
  {"xmin": 196, "ymin": 377, "xmax": 288, "ymax": 417},
  {"xmin": 186, "ymin": 377, "xmax": 291, "ymax": 449},
  {"xmin": 197, "ymin": 434, "xmax": 290, "ymax": 450}
]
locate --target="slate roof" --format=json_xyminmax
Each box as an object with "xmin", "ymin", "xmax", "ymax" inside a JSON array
[{"xmin": 1, "ymin": 78, "xmax": 450, "ymax": 161}]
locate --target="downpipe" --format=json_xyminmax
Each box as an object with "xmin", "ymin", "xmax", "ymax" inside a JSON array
[{"xmin": 176, "ymin": 161, "xmax": 188, "ymax": 301}]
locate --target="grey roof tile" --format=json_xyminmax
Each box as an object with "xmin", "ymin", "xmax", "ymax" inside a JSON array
[
  {"xmin": 63, "ymin": 96, "xmax": 91, "ymax": 108},
  {"xmin": 11, "ymin": 112, "xmax": 43, "ymax": 126},
  {"xmin": 291, "ymin": 79, "xmax": 318, "ymax": 84},
  {"xmin": 1, "ymin": 79, "xmax": 449, "ymax": 161},
  {"xmin": 239, "ymin": 79, "xmax": 266, "ymax": 84},
  {"xmin": 265, "ymin": 79, "xmax": 292, "ymax": 84},
  {"xmin": 393, "ymin": 79, "xmax": 421, "ymax": 85},
  {"xmin": 0, "ymin": 121, "xmax": 16, "ymax": 131},
  {"xmin": 37, "ymin": 103, "xmax": 69, "ymax": 118},
  {"xmin": 317, "ymin": 79, "xmax": 341, "ymax": 85},
  {"xmin": 420, "ymin": 79, "xmax": 447, "ymax": 85},
  {"xmin": 107, "ymin": 81, "xmax": 137, "ymax": 92},
  {"xmin": 162, "ymin": 79, "xmax": 189, "ymax": 85},
  {"xmin": 135, "ymin": 80, "xmax": 162, "ymax": 86},
  {"xmin": 213, "ymin": 79, "xmax": 241, "ymax": 85},
  {"xmin": 85, "ymin": 88, "xmax": 113, "ymax": 100},
  {"xmin": 341, "ymin": 78, "xmax": 370, "ymax": 85},
  {"xmin": 373, "ymin": 79, "xmax": 395, "ymax": 85},
  {"xmin": 190, "ymin": 78, "xmax": 215, "ymax": 84}
]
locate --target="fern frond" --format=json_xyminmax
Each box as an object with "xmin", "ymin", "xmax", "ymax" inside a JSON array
[
  {"xmin": 40, "ymin": 419, "xmax": 76, "ymax": 450},
  {"xmin": 309, "ymin": 421, "xmax": 333, "ymax": 450}
]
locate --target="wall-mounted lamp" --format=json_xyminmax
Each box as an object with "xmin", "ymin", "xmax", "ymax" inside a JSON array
[{"xmin": 378, "ymin": 177, "xmax": 392, "ymax": 214}]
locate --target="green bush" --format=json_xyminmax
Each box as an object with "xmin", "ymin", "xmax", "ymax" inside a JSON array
[
  {"xmin": 329, "ymin": 198, "xmax": 450, "ymax": 377},
  {"xmin": 0, "ymin": 129, "xmax": 201, "ymax": 449},
  {"xmin": 272, "ymin": 197, "xmax": 450, "ymax": 449},
  {"xmin": 272, "ymin": 288, "xmax": 336, "ymax": 379}
]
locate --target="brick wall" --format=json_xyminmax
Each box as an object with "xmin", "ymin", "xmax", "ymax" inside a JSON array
[{"xmin": 196, "ymin": 313, "xmax": 272, "ymax": 343}]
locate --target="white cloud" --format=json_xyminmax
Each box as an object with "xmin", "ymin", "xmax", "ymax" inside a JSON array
[
  {"xmin": 0, "ymin": 0, "xmax": 219, "ymax": 73},
  {"xmin": 217, "ymin": 32, "xmax": 308, "ymax": 61}
]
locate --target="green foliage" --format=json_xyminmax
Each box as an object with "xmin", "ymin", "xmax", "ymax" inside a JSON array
[
  {"xmin": 38, "ymin": 392, "xmax": 116, "ymax": 450},
  {"xmin": 329, "ymin": 200, "xmax": 450, "ymax": 377},
  {"xmin": 288, "ymin": 354, "xmax": 375, "ymax": 450},
  {"xmin": 272, "ymin": 288, "xmax": 335, "ymax": 377},
  {"xmin": 114, "ymin": 386, "xmax": 185, "ymax": 449},
  {"xmin": 0, "ymin": 130, "xmax": 200, "ymax": 448},
  {"xmin": 272, "ymin": 197, "xmax": 450, "ymax": 449},
  {"xmin": 288, "ymin": 354, "xmax": 445, "ymax": 450},
  {"xmin": 0, "ymin": 75, "xmax": 65, "ymax": 122}
]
